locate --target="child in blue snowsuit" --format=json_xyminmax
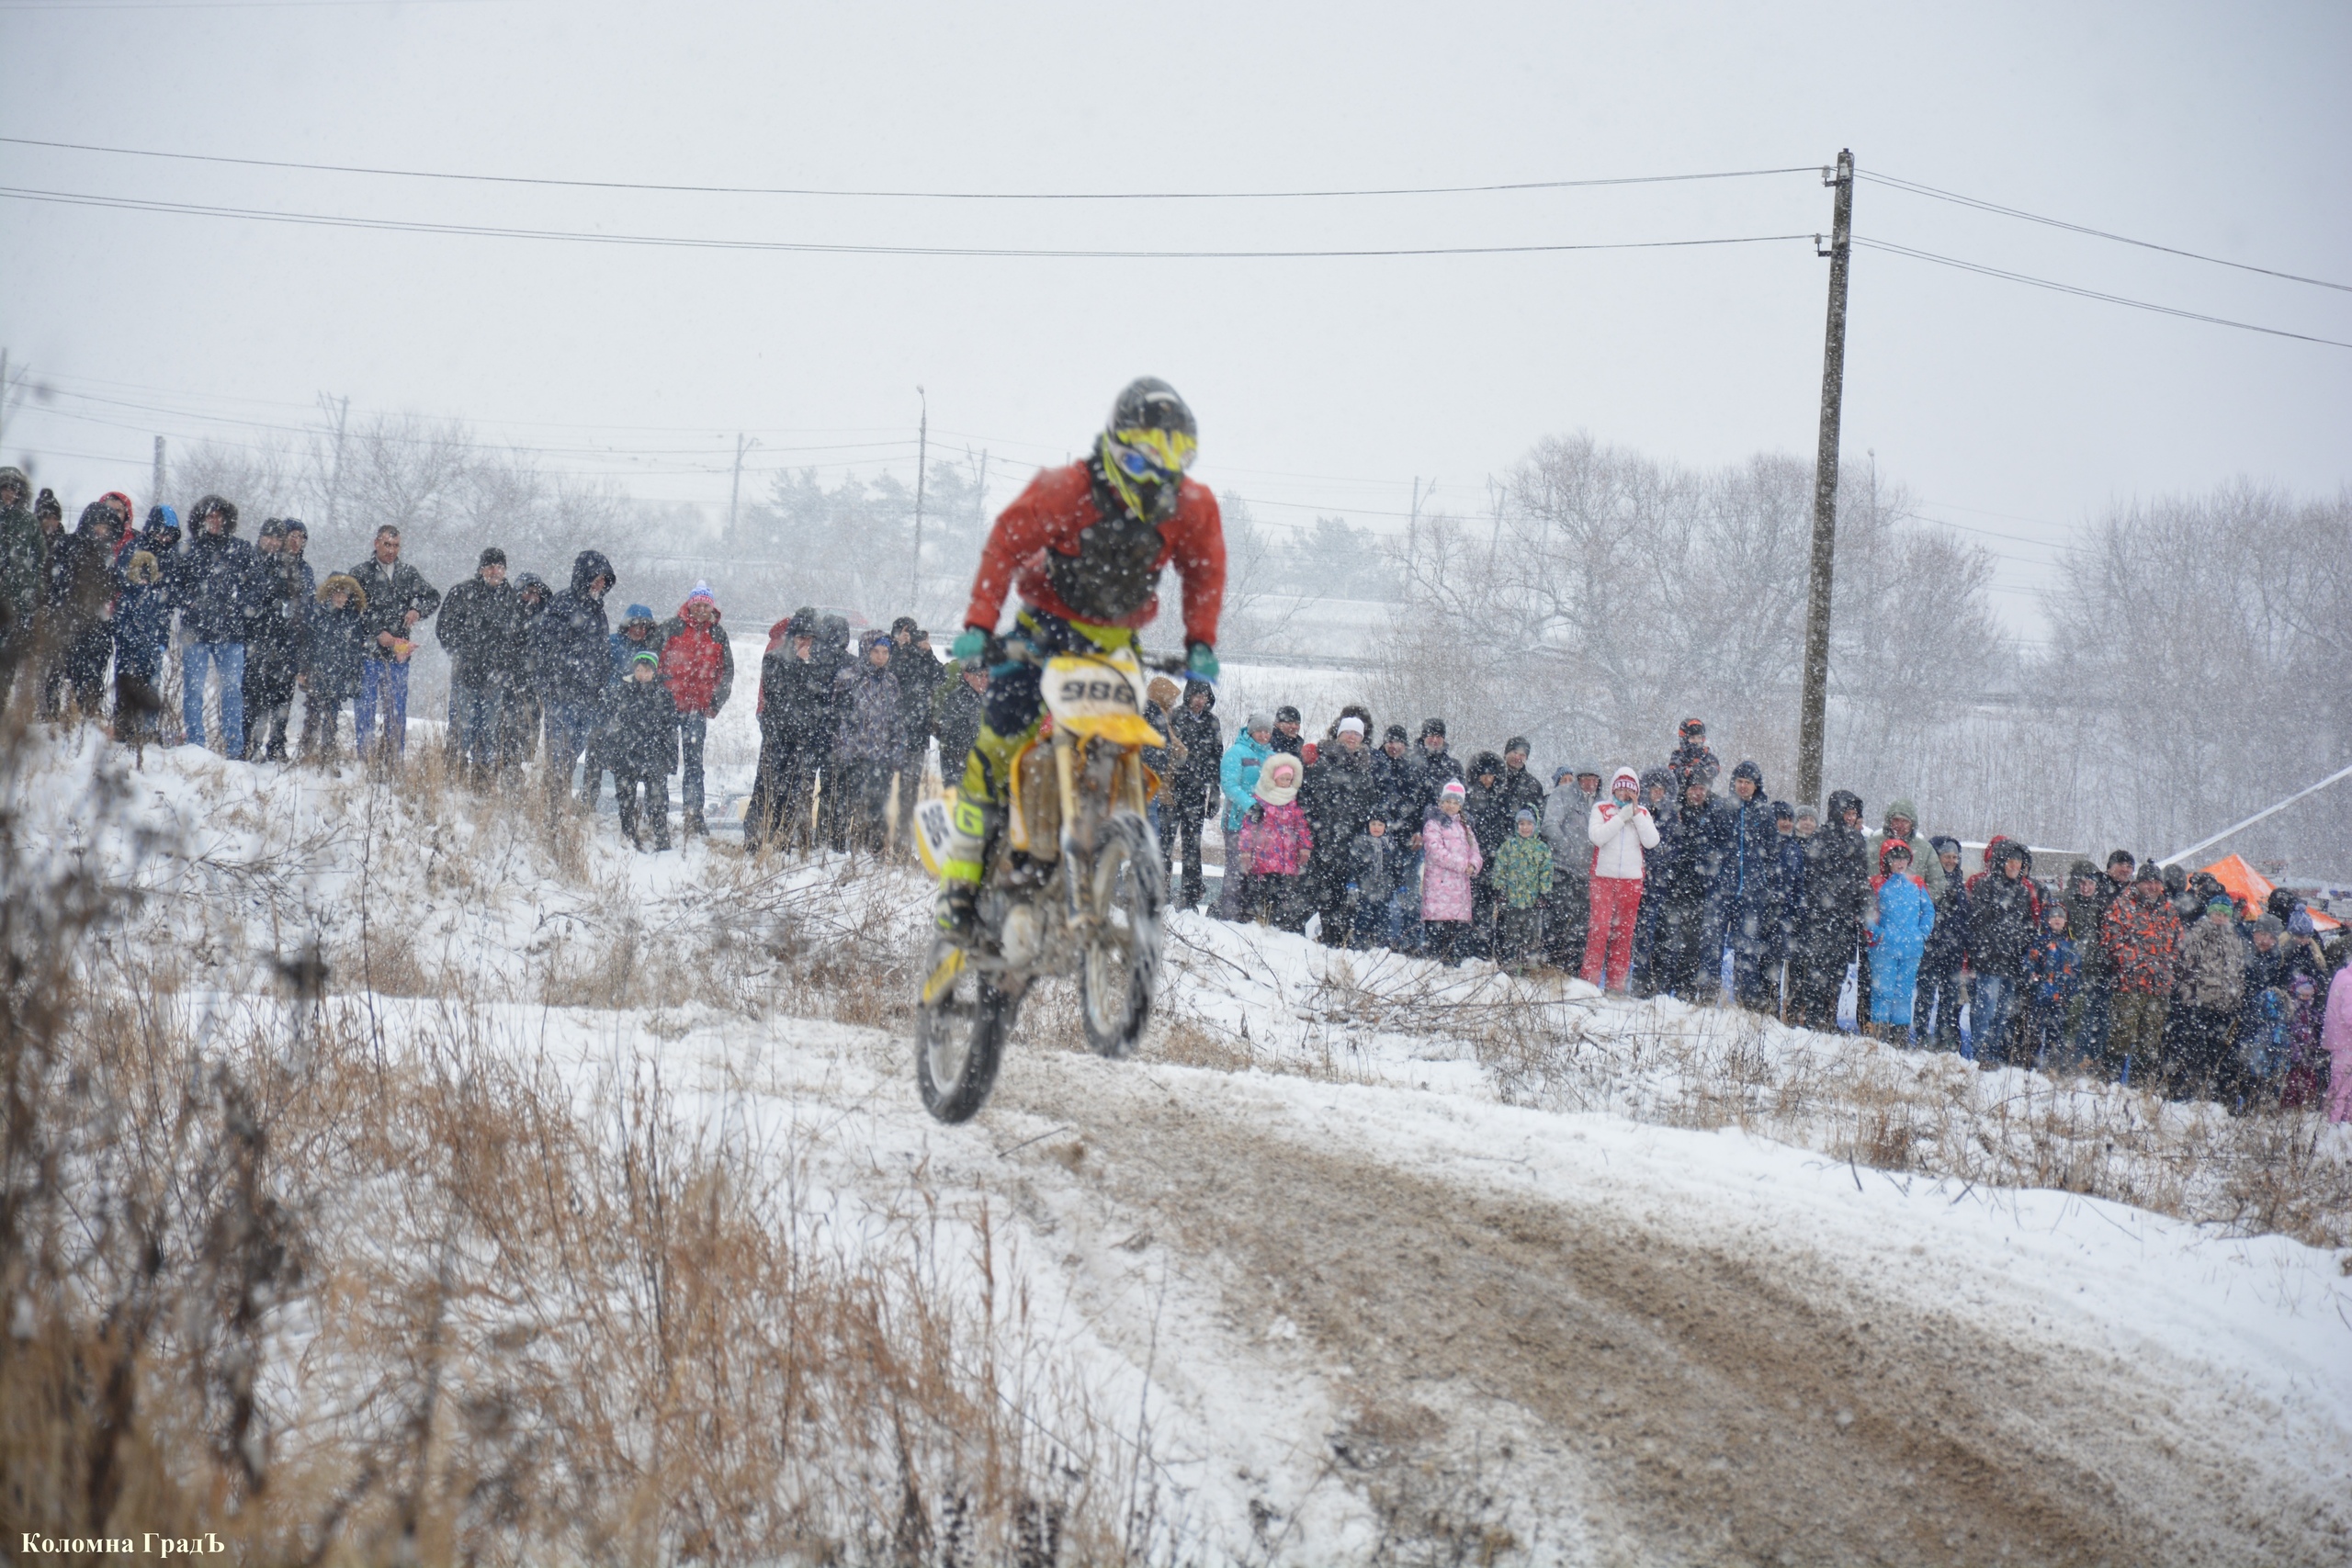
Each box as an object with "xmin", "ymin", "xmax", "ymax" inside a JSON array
[
  {"xmin": 2021, "ymin": 903, "xmax": 2085, "ymax": 1071},
  {"xmin": 1864, "ymin": 840, "xmax": 1935, "ymax": 1041}
]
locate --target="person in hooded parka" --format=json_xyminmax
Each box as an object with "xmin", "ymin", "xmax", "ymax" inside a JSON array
[{"xmin": 535, "ymin": 549, "xmax": 617, "ymax": 815}]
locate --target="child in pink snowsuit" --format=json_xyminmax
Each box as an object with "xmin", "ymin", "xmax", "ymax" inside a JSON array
[
  {"xmin": 1420, "ymin": 780, "xmax": 1483, "ymax": 966},
  {"xmin": 1238, "ymin": 752, "xmax": 1313, "ymax": 931},
  {"xmin": 2324, "ymin": 962, "xmax": 2352, "ymax": 1123}
]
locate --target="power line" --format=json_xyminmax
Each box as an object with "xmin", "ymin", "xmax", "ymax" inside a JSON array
[
  {"xmin": 0, "ymin": 184, "xmax": 1816, "ymax": 261},
  {"xmin": 1859, "ymin": 169, "xmax": 2352, "ymax": 294},
  {"xmin": 0, "ymin": 137, "xmax": 1819, "ymax": 202},
  {"xmin": 1855, "ymin": 236, "xmax": 2352, "ymax": 351},
  {"xmin": 0, "ymin": 1, "xmax": 509, "ymax": 10}
]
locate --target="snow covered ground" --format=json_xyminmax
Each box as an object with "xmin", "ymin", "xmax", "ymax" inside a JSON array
[{"xmin": 26, "ymin": 732, "xmax": 2352, "ymax": 1564}]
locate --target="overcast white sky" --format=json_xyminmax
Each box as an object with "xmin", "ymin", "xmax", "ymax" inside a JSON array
[{"xmin": 3, "ymin": 0, "xmax": 2347, "ymax": 639}]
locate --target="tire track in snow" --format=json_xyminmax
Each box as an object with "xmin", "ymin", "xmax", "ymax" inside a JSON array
[{"xmin": 996, "ymin": 1051, "xmax": 2337, "ymax": 1566}]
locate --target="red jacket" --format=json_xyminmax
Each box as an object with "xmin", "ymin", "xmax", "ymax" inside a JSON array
[
  {"xmin": 659, "ymin": 605, "xmax": 732, "ymax": 716},
  {"xmin": 2102, "ymin": 892, "xmax": 2180, "ymax": 996},
  {"xmin": 962, "ymin": 461, "xmax": 1226, "ymax": 648}
]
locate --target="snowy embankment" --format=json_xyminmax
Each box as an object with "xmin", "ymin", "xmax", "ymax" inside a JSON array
[{"xmin": 24, "ymin": 731, "xmax": 2352, "ymax": 1564}]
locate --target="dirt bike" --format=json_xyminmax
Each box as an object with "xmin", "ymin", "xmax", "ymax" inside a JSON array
[{"xmin": 910, "ymin": 645, "xmax": 1182, "ymax": 1123}]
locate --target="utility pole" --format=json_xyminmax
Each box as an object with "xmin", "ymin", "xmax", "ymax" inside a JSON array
[
  {"xmin": 910, "ymin": 386, "xmax": 928, "ymax": 609},
  {"xmin": 323, "ymin": 394, "xmax": 350, "ymax": 534},
  {"xmin": 153, "ymin": 435, "xmax": 165, "ymax": 513},
  {"xmin": 1406, "ymin": 476, "xmax": 1421, "ymax": 585},
  {"xmin": 0, "ymin": 351, "xmax": 30, "ymax": 455},
  {"xmin": 1795, "ymin": 148, "xmax": 1853, "ymax": 809},
  {"xmin": 728, "ymin": 432, "xmax": 750, "ymax": 536}
]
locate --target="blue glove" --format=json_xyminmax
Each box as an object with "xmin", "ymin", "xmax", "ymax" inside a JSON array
[
  {"xmin": 950, "ymin": 627, "xmax": 987, "ymax": 663},
  {"xmin": 1186, "ymin": 642, "xmax": 1220, "ymax": 682}
]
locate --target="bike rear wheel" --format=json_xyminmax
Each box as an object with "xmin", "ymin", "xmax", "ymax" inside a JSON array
[
  {"xmin": 1079, "ymin": 812, "xmax": 1165, "ymax": 1059},
  {"xmin": 916, "ymin": 942, "xmax": 1022, "ymax": 1122}
]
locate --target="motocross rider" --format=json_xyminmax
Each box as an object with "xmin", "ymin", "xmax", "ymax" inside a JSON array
[{"xmin": 935, "ymin": 377, "xmax": 1226, "ymax": 942}]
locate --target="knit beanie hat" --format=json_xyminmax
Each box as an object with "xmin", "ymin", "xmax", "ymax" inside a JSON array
[
  {"xmin": 1384, "ymin": 724, "xmax": 1408, "ymax": 743},
  {"xmin": 1336, "ymin": 716, "xmax": 1364, "ymax": 737},
  {"xmin": 1515, "ymin": 807, "xmax": 1536, "ymax": 826},
  {"xmin": 1440, "ymin": 779, "xmax": 1466, "ymax": 802},
  {"xmin": 1246, "ymin": 710, "xmax": 1272, "ymax": 732},
  {"xmin": 632, "ymin": 649, "xmax": 659, "ymax": 669},
  {"xmin": 1275, "ymin": 705, "xmax": 1301, "ymax": 724},
  {"xmin": 1420, "ymin": 717, "xmax": 1447, "ymax": 739},
  {"xmin": 1504, "ymin": 735, "xmax": 1531, "ymax": 757}
]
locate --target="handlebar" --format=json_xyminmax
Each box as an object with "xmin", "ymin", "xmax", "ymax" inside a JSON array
[{"xmin": 990, "ymin": 637, "xmax": 1193, "ymax": 676}]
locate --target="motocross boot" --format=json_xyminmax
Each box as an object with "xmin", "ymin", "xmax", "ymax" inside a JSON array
[{"xmin": 935, "ymin": 880, "xmax": 980, "ymax": 942}]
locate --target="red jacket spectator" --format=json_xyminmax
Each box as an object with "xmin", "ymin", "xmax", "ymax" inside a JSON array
[
  {"xmin": 2102, "ymin": 881, "xmax": 2181, "ymax": 996},
  {"xmin": 658, "ymin": 588, "xmax": 734, "ymax": 716}
]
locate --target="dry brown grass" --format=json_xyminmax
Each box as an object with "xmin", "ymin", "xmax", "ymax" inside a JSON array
[
  {"xmin": 1, "ymin": 710, "xmax": 1151, "ymax": 1566},
  {"xmin": 1150, "ymin": 925, "xmax": 2351, "ymax": 1253},
  {"xmin": 1468, "ymin": 985, "xmax": 2352, "ymax": 1251}
]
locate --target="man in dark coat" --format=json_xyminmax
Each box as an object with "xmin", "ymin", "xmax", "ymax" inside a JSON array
[
  {"xmin": 1917, "ymin": 837, "xmax": 1973, "ymax": 1050},
  {"xmin": 746, "ymin": 607, "xmax": 838, "ymax": 852},
  {"xmin": 1718, "ymin": 760, "xmax": 1781, "ymax": 1011},
  {"xmin": 534, "ymin": 549, "xmax": 616, "ymax": 813},
  {"xmin": 238, "ymin": 519, "xmax": 311, "ymax": 761},
  {"xmin": 0, "ymin": 465, "xmax": 41, "ymax": 697},
  {"xmin": 435, "ymin": 547, "xmax": 526, "ymax": 784},
  {"xmin": 1666, "ymin": 717, "xmax": 1718, "ymax": 795},
  {"xmin": 1407, "ymin": 719, "xmax": 1465, "ymax": 840},
  {"xmin": 830, "ymin": 632, "xmax": 903, "ymax": 853},
  {"xmin": 1541, "ymin": 763, "xmax": 1599, "ymax": 970},
  {"xmin": 933, "ymin": 660, "xmax": 989, "ymax": 789},
  {"xmin": 1652, "ymin": 774, "xmax": 1735, "ymax": 1003},
  {"xmin": 1625, "ymin": 765, "xmax": 1683, "ymax": 996},
  {"xmin": 1165, "ymin": 678, "xmax": 1223, "ymax": 908},
  {"xmin": 499, "ymin": 570, "xmax": 550, "ymax": 769},
  {"xmin": 346, "ymin": 525, "xmax": 442, "ymax": 765},
  {"xmin": 1302, "ymin": 713, "xmax": 1382, "ymax": 945},
  {"xmin": 888, "ymin": 616, "xmax": 944, "ymax": 852},
  {"xmin": 1268, "ymin": 704, "xmax": 1306, "ymax": 757},
  {"xmin": 1967, "ymin": 840, "xmax": 2040, "ymax": 1066},
  {"xmin": 1789, "ymin": 789, "xmax": 1869, "ymax": 1027},
  {"xmin": 1367, "ymin": 724, "xmax": 1418, "ymax": 833},
  {"xmin": 1463, "ymin": 750, "xmax": 1516, "ymax": 956},
  {"xmin": 166, "ymin": 494, "xmax": 265, "ymax": 755}
]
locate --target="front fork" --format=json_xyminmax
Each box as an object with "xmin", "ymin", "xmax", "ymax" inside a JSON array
[
  {"xmin": 1056, "ymin": 733, "xmax": 1152, "ymax": 932},
  {"xmin": 1055, "ymin": 731, "xmax": 1085, "ymax": 928}
]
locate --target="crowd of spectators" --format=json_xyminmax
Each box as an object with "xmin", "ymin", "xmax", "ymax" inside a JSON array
[
  {"xmin": 1188, "ymin": 695, "xmax": 2352, "ymax": 1120},
  {"xmin": 0, "ymin": 473, "xmax": 745, "ymax": 849},
  {"xmin": 5, "ymin": 469, "xmax": 2346, "ymax": 1118}
]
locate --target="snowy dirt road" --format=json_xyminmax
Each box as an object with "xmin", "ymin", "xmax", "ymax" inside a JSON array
[{"xmin": 973, "ymin": 1045, "xmax": 2349, "ymax": 1566}]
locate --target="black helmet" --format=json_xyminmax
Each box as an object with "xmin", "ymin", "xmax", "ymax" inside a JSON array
[
  {"xmin": 1109, "ymin": 376, "xmax": 1195, "ymax": 438},
  {"xmin": 1096, "ymin": 377, "xmax": 1197, "ymax": 523}
]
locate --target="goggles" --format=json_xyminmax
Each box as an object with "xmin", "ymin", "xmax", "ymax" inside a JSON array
[{"xmin": 1106, "ymin": 425, "xmax": 1197, "ymax": 479}]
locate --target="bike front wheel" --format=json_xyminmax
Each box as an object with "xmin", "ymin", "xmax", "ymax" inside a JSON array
[
  {"xmin": 916, "ymin": 942, "xmax": 1023, "ymax": 1122},
  {"xmin": 1079, "ymin": 811, "xmax": 1166, "ymax": 1059}
]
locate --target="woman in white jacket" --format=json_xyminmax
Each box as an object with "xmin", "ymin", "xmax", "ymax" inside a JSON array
[{"xmin": 1583, "ymin": 766, "xmax": 1660, "ymax": 991}]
